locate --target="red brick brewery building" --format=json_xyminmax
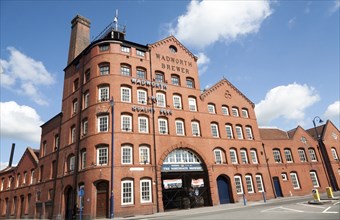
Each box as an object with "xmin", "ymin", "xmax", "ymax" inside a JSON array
[{"xmin": 1, "ymin": 15, "xmax": 339, "ymax": 219}]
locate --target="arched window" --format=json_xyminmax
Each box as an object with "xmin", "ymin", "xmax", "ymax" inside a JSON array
[
  {"xmin": 308, "ymin": 148, "xmax": 317, "ymax": 162},
  {"xmin": 156, "ymin": 92, "xmax": 166, "ymax": 107},
  {"xmin": 225, "ymin": 124, "xmax": 234, "ymax": 139},
  {"xmin": 186, "ymin": 77, "xmax": 195, "ymax": 88},
  {"xmin": 99, "ymin": 62, "xmax": 110, "ymax": 75},
  {"xmin": 255, "ymin": 174, "xmax": 264, "ymax": 192},
  {"xmin": 140, "ymin": 178, "xmax": 152, "ymax": 203},
  {"xmin": 121, "ymin": 144, "xmax": 133, "ymax": 165},
  {"xmin": 309, "ymin": 171, "xmax": 320, "ymax": 187},
  {"xmin": 136, "ymin": 67, "xmax": 146, "ymax": 79},
  {"xmin": 331, "ymin": 147, "xmax": 339, "ymax": 160},
  {"xmin": 171, "ymin": 74, "xmax": 180, "ymax": 86},
  {"xmin": 121, "ymin": 114, "xmax": 132, "ymax": 132},
  {"xmin": 163, "ymin": 149, "xmax": 201, "ymax": 164},
  {"xmin": 210, "ymin": 122, "xmax": 219, "ymax": 137},
  {"xmin": 241, "ymin": 108, "xmax": 249, "ymax": 118},
  {"xmin": 245, "ymin": 174, "xmax": 254, "ymax": 193},
  {"xmin": 155, "ymin": 71, "xmax": 164, "ymax": 83},
  {"xmin": 173, "ymin": 94, "xmax": 182, "ymax": 109},
  {"xmin": 230, "ymin": 148, "xmax": 238, "ymax": 164},
  {"xmin": 284, "ymin": 148, "xmax": 293, "ymax": 163},
  {"xmin": 97, "ymin": 145, "xmax": 108, "ymax": 165},
  {"xmin": 158, "ymin": 117, "xmax": 168, "ymax": 134},
  {"xmin": 139, "ymin": 145, "xmax": 150, "ymax": 164},
  {"xmin": 290, "ymin": 172, "xmax": 300, "ymax": 189},
  {"xmin": 273, "ymin": 149, "xmax": 282, "ymax": 163},
  {"xmin": 207, "ymin": 103, "xmax": 216, "ymax": 114},
  {"xmin": 221, "ymin": 105, "xmax": 229, "ymax": 115},
  {"xmin": 213, "ymin": 148, "xmax": 226, "ymax": 164},
  {"xmin": 121, "ymin": 86, "xmax": 131, "ymax": 103},
  {"xmin": 120, "ymin": 64, "xmax": 131, "ymax": 76},
  {"xmin": 191, "ymin": 120, "xmax": 200, "ymax": 136},
  {"xmin": 138, "ymin": 116, "xmax": 149, "ymax": 133},
  {"xmin": 298, "ymin": 148, "xmax": 307, "ymax": 162},
  {"xmin": 97, "ymin": 114, "xmax": 109, "ymax": 132},
  {"xmin": 121, "ymin": 179, "xmax": 134, "ymax": 205},
  {"xmin": 188, "ymin": 97, "xmax": 197, "ymax": 111},
  {"xmin": 98, "ymin": 84, "xmax": 109, "ymax": 102},
  {"xmin": 235, "ymin": 125, "xmax": 243, "ymax": 139},
  {"xmin": 232, "ymin": 107, "xmax": 239, "ymax": 117},
  {"xmin": 234, "ymin": 175, "xmax": 243, "ymax": 194},
  {"xmin": 250, "ymin": 149, "xmax": 258, "ymax": 164},
  {"xmin": 137, "ymin": 89, "xmax": 147, "ymax": 105},
  {"xmin": 245, "ymin": 126, "xmax": 253, "ymax": 140},
  {"xmin": 240, "ymin": 149, "xmax": 248, "ymax": 164}
]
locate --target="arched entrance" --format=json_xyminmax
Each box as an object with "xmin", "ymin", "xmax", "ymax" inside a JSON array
[
  {"xmin": 217, "ymin": 175, "xmax": 233, "ymax": 204},
  {"xmin": 64, "ymin": 186, "xmax": 74, "ymax": 220},
  {"xmin": 161, "ymin": 149, "xmax": 211, "ymax": 210},
  {"xmin": 95, "ymin": 181, "xmax": 109, "ymax": 218}
]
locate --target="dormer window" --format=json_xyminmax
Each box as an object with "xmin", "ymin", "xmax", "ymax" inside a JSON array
[{"xmin": 136, "ymin": 50, "xmax": 145, "ymax": 57}]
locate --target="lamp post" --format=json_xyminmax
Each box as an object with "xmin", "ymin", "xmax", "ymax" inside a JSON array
[{"xmin": 110, "ymin": 97, "xmax": 114, "ymax": 219}]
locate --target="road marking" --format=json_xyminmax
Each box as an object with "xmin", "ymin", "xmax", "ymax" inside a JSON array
[
  {"xmin": 334, "ymin": 201, "xmax": 340, "ymax": 206},
  {"xmin": 296, "ymin": 202, "xmax": 325, "ymax": 209},
  {"xmin": 322, "ymin": 206, "xmax": 338, "ymax": 214},
  {"xmin": 261, "ymin": 206, "xmax": 304, "ymax": 213}
]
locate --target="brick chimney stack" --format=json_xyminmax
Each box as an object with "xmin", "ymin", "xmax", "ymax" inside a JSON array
[{"xmin": 67, "ymin": 15, "xmax": 91, "ymax": 64}]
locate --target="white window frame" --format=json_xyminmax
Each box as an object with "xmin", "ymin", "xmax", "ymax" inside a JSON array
[
  {"xmin": 69, "ymin": 156, "xmax": 75, "ymax": 172},
  {"xmin": 97, "ymin": 146, "xmax": 108, "ymax": 165},
  {"xmin": 241, "ymin": 109, "xmax": 249, "ymax": 118},
  {"xmin": 331, "ymin": 148, "xmax": 339, "ymax": 160},
  {"xmin": 98, "ymin": 115, "xmax": 109, "ymax": 132},
  {"xmin": 139, "ymin": 146, "xmax": 150, "ymax": 164},
  {"xmin": 171, "ymin": 75, "xmax": 180, "ymax": 86},
  {"xmin": 214, "ymin": 149, "xmax": 223, "ymax": 164},
  {"xmin": 222, "ymin": 106, "xmax": 229, "ymax": 115},
  {"xmin": 298, "ymin": 149, "xmax": 307, "ymax": 162},
  {"xmin": 138, "ymin": 116, "xmax": 149, "ymax": 133},
  {"xmin": 235, "ymin": 126, "xmax": 243, "ymax": 139},
  {"xmin": 121, "ymin": 180, "xmax": 134, "ymax": 205},
  {"xmin": 82, "ymin": 120, "xmax": 88, "ymax": 136},
  {"xmin": 121, "ymin": 46, "xmax": 130, "ymax": 53},
  {"xmin": 136, "ymin": 69, "xmax": 146, "ymax": 79},
  {"xmin": 173, "ymin": 95, "xmax": 182, "ymax": 109},
  {"xmin": 240, "ymin": 149, "xmax": 248, "ymax": 164},
  {"xmin": 158, "ymin": 118, "xmax": 168, "ymax": 134},
  {"xmin": 310, "ymin": 171, "xmax": 320, "ymax": 187},
  {"xmin": 188, "ymin": 98, "xmax": 197, "ymax": 111},
  {"xmin": 308, "ymin": 148, "xmax": 317, "ymax": 162},
  {"xmin": 71, "ymin": 127, "xmax": 76, "ymax": 144},
  {"xmin": 137, "ymin": 89, "xmax": 147, "ymax": 105},
  {"xmin": 230, "ymin": 149, "xmax": 238, "ymax": 164},
  {"xmin": 207, "ymin": 104, "xmax": 215, "ymax": 114},
  {"xmin": 245, "ymin": 126, "xmax": 253, "ymax": 140},
  {"xmin": 121, "ymin": 87, "xmax": 131, "ymax": 103},
  {"xmin": 99, "ymin": 65, "xmax": 109, "ymax": 75},
  {"xmin": 121, "ymin": 115, "xmax": 132, "ymax": 132},
  {"xmin": 73, "ymin": 100, "xmax": 78, "ymax": 114},
  {"xmin": 234, "ymin": 175, "xmax": 243, "ymax": 194},
  {"xmin": 121, "ymin": 145, "xmax": 133, "ymax": 164},
  {"xmin": 98, "ymin": 86, "xmax": 109, "ymax": 102},
  {"xmin": 273, "ymin": 150, "xmax": 282, "ymax": 163},
  {"xmin": 211, "ymin": 123, "xmax": 219, "ymax": 137},
  {"xmin": 30, "ymin": 170, "xmax": 35, "ymax": 185},
  {"xmin": 284, "ymin": 149, "xmax": 293, "ymax": 163},
  {"xmin": 255, "ymin": 175, "xmax": 264, "ymax": 192},
  {"xmin": 156, "ymin": 92, "xmax": 166, "ymax": 107},
  {"xmin": 281, "ymin": 173, "xmax": 288, "ymax": 181},
  {"xmin": 136, "ymin": 50, "xmax": 145, "ymax": 57},
  {"xmin": 140, "ymin": 179, "xmax": 152, "ymax": 203},
  {"xmin": 175, "ymin": 120, "xmax": 185, "ymax": 136},
  {"xmin": 245, "ymin": 175, "xmax": 254, "ymax": 193},
  {"xmin": 121, "ymin": 65, "xmax": 131, "ymax": 76},
  {"xmin": 290, "ymin": 172, "xmax": 300, "ymax": 189},
  {"xmin": 191, "ymin": 121, "xmax": 200, "ymax": 136},
  {"xmin": 225, "ymin": 125, "xmax": 234, "ymax": 139},
  {"xmin": 81, "ymin": 151, "xmax": 86, "ymax": 170},
  {"xmin": 232, "ymin": 107, "xmax": 239, "ymax": 117},
  {"xmin": 84, "ymin": 92, "xmax": 89, "ymax": 108},
  {"xmin": 250, "ymin": 149, "xmax": 258, "ymax": 164}
]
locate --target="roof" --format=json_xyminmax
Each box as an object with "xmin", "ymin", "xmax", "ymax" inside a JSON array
[
  {"xmin": 259, "ymin": 128, "xmax": 289, "ymax": 140},
  {"xmin": 306, "ymin": 124, "xmax": 325, "ymax": 140}
]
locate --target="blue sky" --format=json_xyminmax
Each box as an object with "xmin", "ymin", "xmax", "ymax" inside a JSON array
[{"xmin": 1, "ymin": 0, "xmax": 339, "ymax": 168}]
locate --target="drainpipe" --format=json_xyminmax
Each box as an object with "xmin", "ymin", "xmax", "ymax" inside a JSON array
[
  {"xmin": 262, "ymin": 143, "xmax": 276, "ymax": 198},
  {"xmin": 8, "ymin": 143, "xmax": 15, "ymax": 167}
]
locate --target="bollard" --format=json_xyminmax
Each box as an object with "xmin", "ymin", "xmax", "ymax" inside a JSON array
[
  {"xmin": 312, "ymin": 189, "xmax": 320, "ymax": 202},
  {"xmin": 242, "ymin": 193, "xmax": 247, "ymax": 206},
  {"xmin": 326, "ymin": 187, "xmax": 334, "ymax": 199},
  {"xmin": 262, "ymin": 191, "xmax": 266, "ymax": 203}
]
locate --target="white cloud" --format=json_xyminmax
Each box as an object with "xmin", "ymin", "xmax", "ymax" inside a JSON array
[
  {"xmin": 329, "ymin": 0, "xmax": 340, "ymax": 14},
  {"xmin": 169, "ymin": 0, "xmax": 272, "ymax": 49},
  {"xmin": 0, "ymin": 162, "xmax": 8, "ymax": 170},
  {"xmin": 0, "ymin": 47, "xmax": 55, "ymax": 105},
  {"xmin": 324, "ymin": 101, "xmax": 340, "ymax": 121},
  {"xmin": 0, "ymin": 101, "xmax": 43, "ymax": 143},
  {"xmin": 255, "ymin": 83, "xmax": 320, "ymax": 126},
  {"xmin": 196, "ymin": 52, "xmax": 210, "ymax": 75},
  {"xmin": 288, "ymin": 17, "xmax": 296, "ymax": 29}
]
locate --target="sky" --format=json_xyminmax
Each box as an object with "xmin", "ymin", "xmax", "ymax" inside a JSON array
[{"xmin": 1, "ymin": 0, "xmax": 339, "ymax": 169}]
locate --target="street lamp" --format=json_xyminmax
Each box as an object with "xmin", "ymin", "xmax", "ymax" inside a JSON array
[
  {"xmin": 312, "ymin": 116, "xmax": 324, "ymax": 140},
  {"xmin": 110, "ymin": 97, "xmax": 114, "ymax": 219}
]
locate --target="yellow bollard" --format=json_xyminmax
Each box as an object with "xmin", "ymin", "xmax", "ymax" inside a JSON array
[
  {"xmin": 326, "ymin": 187, "xmax": 334, "ymax": 199},
  {"xmin": 312, "ymin": 189, "xmax": 320, "ymax": 202}
]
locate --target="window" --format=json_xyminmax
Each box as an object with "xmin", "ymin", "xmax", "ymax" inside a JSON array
[
  {"xmin": 54, "ymin": 134, "xmax": 59, "ymax": 150},
  {"xmin": 139, "ymin": 145, "xmax": 150, "ymax": 164},
  {"xmin": 214, "ymin": 149, "xmax": 223, "ymax": 164},
  {"xmin": 51, "ymin": 160, "xmax": 56, "ymax": 179},
  {"xmin": 69, "ymin": 155, "xmax": 75, "ymax": 172},
  {"xmin": 273, "ymin": 149, "xmax": 282, "ymax": 163},
  {"xmin": 98, "ymin": 115, "xmax": 109, "ymax": 132},
  {"xmin": 121, "ymin": 145, "xmax": 133, "ymax": 164},
  {"xmin": 284, "ymin": 149, "xmax": 293, "ymax": 163},
  {"xmin": 121, "ymin": 65, "xmax": 131, "ymax": 76},
  {"xmin": 211, "ymin": 123, "xmax": 219, "ymax": 137},
  {"xmin": 188, "ymin": 97, "xmax": 197, "ymax": 111},
  {"xmin": 331, "ymin": 147, "xmax": 339, "ymax": 160},
  {"xmin": 230, "ymin": 149, "xmax": 238, "ymax": 164},
  {"xmin": 98, "ymin": 86, "xmax": 109, "ymax": 102},
  {"xmin": 191, "ymin": 121, "xmax": 200, "ymax": 136},
  {"xmin": 232, "ymin": 107, "xmax": 239, "ymax": 117},
  {"xmin": 72, "ymin": 99, "xmax": 78, "ymax": 114},
  {"xmin": 138, "ymin": 116, "xmax": 149, "ymax": 133},
  {"xmin": 42, "ymin": 141, "xmax": 47, "ymax": 157},
  {"xmin": 99, "ymin": 64, "xmax": 110, "ymax": 75},
  {"xmin": 222, "ymin": 106, "xmax": 229, "ymax": 115},
  {"xmin": 156, "ymin": 92, "xmax": 166, "ymax": 107},
  {"xmin": 171, "ymin": 75, "xmax": 180, "ymax": 86},
  {"xmin": 71, "ymin": 126, "xmax": 76, "ymax": 144},
  {"xmin": 1, "ymin": 178, "xmax": 4, "ymax": 191},
  {"xmin": 82, "ymin": 119, "xmax": 88, "ymax": 136},
  {"xmin": 121, "ymin": 115, "xmax": 132, "ymax": 132},
  {"xmin": 136, "ymin": 50, "xmax": 145, "ymax": 57},
  {"xmin": 140, "ymin": 179, "xmax": 152, "ymax": 203},
  {"xmin": 208, "ymin": 104, "xmax": 216, "ymax": 114},
  {"xmin": 23, "ymin": 172, "xmax": 27, "ymax": 185},
  {"xmin": 121, "ymin": 46, "xmax": 130, "ymax": 53},
  {"xmin": 16, "ymin": 174, "xmax": 20, "ymax": 187},
  {"xmin": 310, "ymin": 171, "xmax": 319, "ymax": 187},
  {"xmin": 225, "ymin": 124, "xmax": 234, "ymax": 139},
  {"xmin": 240, "ymin": 149, "xmax": 248, "ymax": 164},
  {"xmin": 298, "ymin": 148, "xmax": 307, "ymax": 162},
  {"xmin": 175, "ymin": 120, "xmax": 185, "ymax": 136},
  {"xmin": 121, "ymin": 86, "xmax": 131, "ymax": 103},
  {"xmin": 99, "ymin": 44, "xmax": 109, "ymax": 51},
  {"xmin": 155, "ymin": 72, "xmax": 164, "ymax": 83},
  {"xmin": 186, "ymin": 78, "xmax": 194, "ymax": 88},
  {"xmin": 137, "ymin": 89, "xmax": 147, "ymax": 104},
  {"xmin": 136, "ymin": 69, "xmax": 146, "ymax": 79},
  {"xmin": 97, "ymin": 146, "xmax": 108, "ymax": 165},
  {"xmin": 234, "ymin": 175, "xmax": 243, "ymax": 194},
  {"xmin": 121, "ymin": 180, "xmax": 133, "ymax": 205},
  {"xmin": 250, "ymin": 149, "xmax": 258, "ymax": 164},
  {"xmin": 169, "ymin": 45, "xmax": 177, "ymax": 53},
  {"xmin": 308, "ymin": 148, "xmax": 317, "ymax": 162},
  {"xmin": 81, "ymin": 150, "xmax": 86, "ymax": 170},
  {"xmin": 163, "ymin": 149, "xmax": 201, "ymax": 164},
  {"xmin": 73, "ymin": 78, "xmax": 79, "ymax": 91},
  {"xmin": 84, "ymin": 69, "xmax": 90, "ymax": 83},
  {"xmin": 281, "ymin": 173, "xmax": 288, "ymax": 181},
  {"xmin": 30, "ymin": 170, "xmax": 35, "ymax": 185},
  {"xmin": 241, "ymin": 109, "xmax": 249, "ymax": 118},
  {"xmin": 245, "ymin": 175, "xmax": 254, "ymax": 193},
  {"xmin": 83, "ymin": 91, "xmax": 89, "ymax": 109},
  {"xmin": 256, "ymin": 175, "xmax": 264, "ymax": 192},
  {"xmin": 158, "ymin": 118, "xmax": 168, "ymax": 134},
  {"xmin": 235, "ymin": 126, "xmax": 243, "ymax": 139},
  {"xmin": 290, "ymin": 172, "xmax": 300, "ymax": 189},
  {"xmin": 39, "ymin": 165, "xmax": 44, "ymax": 182},
  {"xmin": 245, "ymin": 126, "xmax": 253, "ymax": 140},
  {"xmin": 173, "ymin": 95, "xmax": 182, "ymax": 109}
]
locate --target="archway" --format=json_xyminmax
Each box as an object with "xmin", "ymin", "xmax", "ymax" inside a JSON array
[
  {"xmin": 95, "ymin": 180, "xmax": 109, "ymax": 218},
  {"xmin": 217, "ymin": 175, "xmax": 233, "ymax": 204},
  {"xmin": 161, "ymin": 148, "xmax": 211, "ymax": 210},
  {"xmin": 64, "ymin": 186, "xmax": 74, "ymax": 220}
]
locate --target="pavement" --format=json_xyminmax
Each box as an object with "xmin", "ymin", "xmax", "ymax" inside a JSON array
[{"xmin": 114, "ymin": 191, "xmax": 340, "ymax": 220}]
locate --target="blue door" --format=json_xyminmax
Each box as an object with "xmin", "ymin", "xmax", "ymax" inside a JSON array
[
  {"xmin": 217, "ymin": 176, "xmax": 231, "ymax": 204},
  {"xmin": 273, "ymin": 177, "xmax": 283, "ymax": 197}
]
